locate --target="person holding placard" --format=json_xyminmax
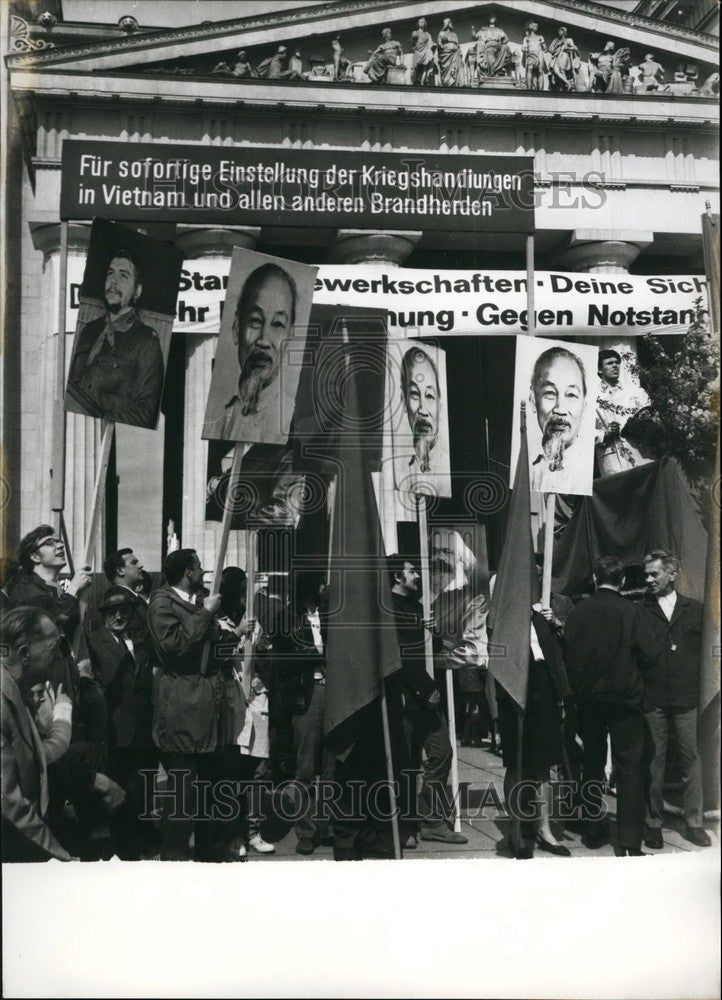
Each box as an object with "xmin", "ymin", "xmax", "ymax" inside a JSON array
[{"xmin": 147, "ymin": 549, "xmax": 226, "ymax": 862}]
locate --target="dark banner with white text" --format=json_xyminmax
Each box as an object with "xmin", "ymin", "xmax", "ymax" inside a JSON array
[{"xmin": 60, "ymin": 140, "xmax": 535, "ymax": 233}]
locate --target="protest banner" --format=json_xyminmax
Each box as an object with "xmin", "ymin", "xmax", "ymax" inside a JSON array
[{"xmin": 65, "ymin": 260, "xmax": 708, "ymax": 340}]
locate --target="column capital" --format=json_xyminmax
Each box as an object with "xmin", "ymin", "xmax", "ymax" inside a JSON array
[
  {"xmin": 328, "ymin": 230, "xmax": 422, "ymax": 267},
  {"xmin": 552, "ymin": 229, "xmax": 654, "ymax": 273},
  {"xmin": 29, "ymin": 222, "xmax": 90, "ymax": 259},
  {"xmin": 175, "ymin": 226, "xmax": 260, "ymax": 258}
]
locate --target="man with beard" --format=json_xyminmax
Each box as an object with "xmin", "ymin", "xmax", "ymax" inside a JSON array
[
  {"xmin": 205, "ymin": 263, "xmax": 297, "ymax": 441},
  {"xmin": 66, "ymin": 251, "xmax": 164, "ymax": 429},
  {"xmin": 430, "ymin": 530, "xmax": 492, "ymax": 751},
  {"xmin": 529, "ymin": 346, "xmax": 588, "ymax": 493},
  {"xmin": 401, "ymin": 347, "xmax": 440, "ymax": 476}
]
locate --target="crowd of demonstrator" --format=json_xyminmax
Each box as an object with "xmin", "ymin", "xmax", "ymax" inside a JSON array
[{"xmin": 0, "ymin": 523, "xmax": 713, "ymax": 861}]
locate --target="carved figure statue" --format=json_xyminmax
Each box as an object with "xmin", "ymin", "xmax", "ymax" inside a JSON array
[
  {"xmin": 521, "ymin": 22, "xmax": 548, "ymax": 91},
  {"xmin": 634, "ymin": 52, "xmax": 665, "ymax": 92},
  {"xmin": 210, "ymin": 49, "xmax": 256, "ymax": 78},
  {"xmin": 590, "ymin": 41, "xmax": 630, "ymax": 94},
  {"xmin": 698, "ymin": 70, "xmax": 720, "ymax": 95},
  {"xmin": 470, "ymin": 15, "xmax": 510, "ymax": 78},
  {"xmin": 548, "ymin": 26, "xmax": 580, "ymax": 91},
  {"xmin": 331, "ymin": 36, "xmax": 351, "ymax": 80},
  {"xmin": 364, "ymin": 27, "xmax": 403, "ymax": 84},
  {"xmin": 256, "ymin": 45, "xmax": 303, "ymax": 81},
  {"xmin": 411, "ymin": 17, "xmax": 435, "ymax": 86},
  {"xmin": 437, "ymin": 18, "xmax": 466, "ymax": 88}
]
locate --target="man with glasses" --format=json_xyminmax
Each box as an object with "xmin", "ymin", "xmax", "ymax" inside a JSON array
[{"xmin": 8, "ymin": 525, "xmax": 92, "ymax": 697}]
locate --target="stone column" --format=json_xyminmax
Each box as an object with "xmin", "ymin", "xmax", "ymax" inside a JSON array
[
  {"xmin": 175, "ymin": 227, "xmax": 260, "ymax": 579},
  {"xmin": 553, "ymin": 228, "xmax": 653, "ymax": 275},
  {"xmin": 329, "ymin": 230, "xmax": 421, "ymax": 268},
  {"xmin": 327, "ymin": 230, "xmax": 422, "ymax": 553},
  {"xmin": 28, "ymin": 223, "xmax": 100, "ymax": 563}
]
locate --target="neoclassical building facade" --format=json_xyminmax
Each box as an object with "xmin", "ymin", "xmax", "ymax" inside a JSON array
[{"xmin": 2, "ymin": 0, "xmax": 719, "ymax": 573}]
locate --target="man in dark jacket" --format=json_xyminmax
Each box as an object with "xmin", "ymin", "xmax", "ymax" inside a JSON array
[
  {"xmin": 564, "ymin": 556, "xmax": 658, "ymax": 855},
  {"xmin": 85, "ymin": 548, "xmax": 149, "ymax": 645},
  {"xmin": 8, "ymin": 525, "xmax": 93, "ymax": 700},
  {"xmin": 387, "ymin": 555, "xmax": 467, "ymax": 846},
  {"xmin": 86, "ymin": 587, "xmax": 156, "ymax": 859},
  {"xmin": 641, "ymin": 550, "xmax": 711, "ymax": 849},
  {"xmin": 147, "ymin": 548, "xmax": 224, "ymax": 861},
  {"xmin": 270, "ymin": 571, "xmax": 334, "ymax": 855}
]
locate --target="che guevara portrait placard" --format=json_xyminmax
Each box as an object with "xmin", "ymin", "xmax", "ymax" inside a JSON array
[{"xmin": 64, "ymin": 218, "xmax": 182, "ymax": 431}]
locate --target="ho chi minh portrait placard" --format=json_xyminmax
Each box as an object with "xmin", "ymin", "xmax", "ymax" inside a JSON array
[
  {"xmin": 202, "ymin": 247, "xmax": 317, "ymax": 446},
  {"xmin": 511, "ymin": 335, "xmax": 599, "ymax": 497}
]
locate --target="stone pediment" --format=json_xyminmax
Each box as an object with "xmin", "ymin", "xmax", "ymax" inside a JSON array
[{"xmin": 6, "ymin": 0, "xmax": 719, "ymax": 100}]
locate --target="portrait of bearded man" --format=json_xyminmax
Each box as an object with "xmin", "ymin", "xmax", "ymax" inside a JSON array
[
  {"xmin": 527, "ymin": 344, "xmax": 594, "ymax": 495},
  {"xmin": 392, "ymin": 343, "xmax": 451, "ymax": 498},
  {"xmin": 203, "ymin": 254, "xmax": 316, "ymax": 446}
]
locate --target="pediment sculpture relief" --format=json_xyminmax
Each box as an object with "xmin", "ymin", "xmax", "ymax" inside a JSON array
[{"xmin": 139, "ymin": 12, "xmax": 718, "ymax": 99}]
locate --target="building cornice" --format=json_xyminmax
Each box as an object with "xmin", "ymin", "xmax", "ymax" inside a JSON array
[
  {"xmin": 10, "ymin": 69, "xmax": 719, "ymax": 130},
  {"xmin": 5, "ymin": 0, "xmax": 718, "ymax": 72}
]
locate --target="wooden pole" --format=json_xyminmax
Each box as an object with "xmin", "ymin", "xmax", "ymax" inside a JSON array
[
  {"xmin": 541, "ymin": 492, "xmax": 555, "ymax": 608},
  {"xmin": 505, "ymin": 238, "xmax": 537, "ymax": 856},
  {"xmin": 71, "ymin": 420, "xmax": 114, "ymax": 656},
  {"xmin": 526, "ymin": 233, "xmax": 535, "ymax": 336},
  {"xmin": 417, "ymin": 493, "xmax": 462, "ymax": 832},
  {"xmin": 241, "ymin": 525, "xmax": 256, "ymax": 698},
  {"xmin": 445, "ymin": 668, "xmax": 462, "ymax": 832},
  {"xmin": 199, "ymin": 443, "xmax": 245, "ymax": 677},
  {"xmin": 379, "ymin": 684, "xmax": 402, "ymax": 860},
  {"xmin": 80, "ymin": 421, "xmax": 115, "ymax": 568},
  {"xmin": 51, "ymin": 220, "xmax": 69, "ymax": 525},
  {"xmin": 326, "ymin": 475, "xmax": 337, "ymax": 581},
  {"xmin": 211, "ymin": 444, "xmax": 245, "ymax": 594},
  {"xmin": 381, "ymin": 358, "xmax": 399, "ymax": 555},
  {"xmin": 417, "ymin": 494, "xmax": 434, "ymax": 680}
]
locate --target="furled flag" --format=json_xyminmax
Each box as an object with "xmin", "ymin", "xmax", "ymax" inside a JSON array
[{"xmin": 487, "ymin": 403, "xmax": 537, "ymax": 710}]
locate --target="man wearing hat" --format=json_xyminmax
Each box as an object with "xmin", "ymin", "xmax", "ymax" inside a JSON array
[{"xmin": 85, "ymin": 586, "xmax": 156, "ymax": 859}]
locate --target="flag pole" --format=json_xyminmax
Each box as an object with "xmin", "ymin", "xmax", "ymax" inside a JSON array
[
  {"xmin": 212, "ymin": 444, "xmax": 244, "ymax": 594},
  {"xmin": 512, "ymin": 235, "xmax": 536, "ymax": 855},
  {"xmin": 71, "ymin": 419, "xmax": 114, "ymax": 655},
  {"xmin": 199, "ymin": 443, "xmax": 245, "ymax": 675},
  {"xmin": 417, "ymin": 493, "xmax": 462, "ymax": 832},
  {"xmin": 51, "ymin": 219, "xmax": 69, "ymax": 529},
  {"xmin": 379, "ymin": 685, "xmax": 402, "ymax": 860},
  {"xmin": 241, "ymin": 525, "xmax": 256, "ymax": 698},
  {"xmin": 541, "ymin": 493, "xmax": 555, "ymax": 607}
]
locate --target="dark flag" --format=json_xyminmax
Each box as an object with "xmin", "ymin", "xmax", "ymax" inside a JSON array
[
  {"xmin": 487, "ymin": 405, "xmax": 537, "ymax": 711},
  {"xmin": 306, "ymin": 310, "xmax": 402, "ymax": 756},
  {"xmin": 701, "ymin": 207, "xmax": 719, "ymax": 334}
]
